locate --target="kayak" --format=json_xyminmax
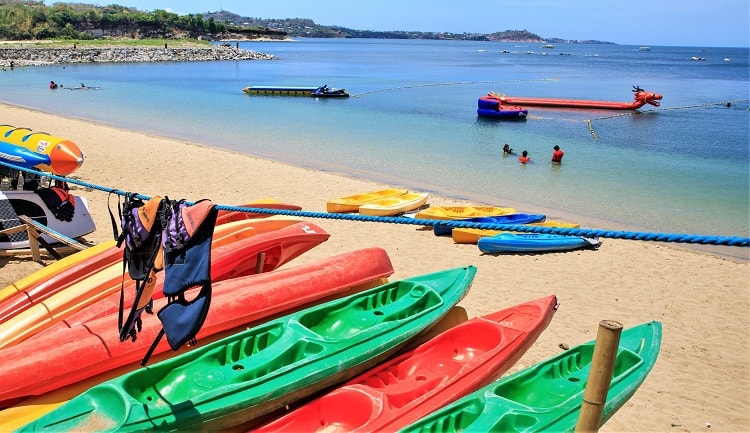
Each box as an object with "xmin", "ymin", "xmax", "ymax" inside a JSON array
[
  {"xmin": 18, "ymin": 266, "xmax": 475, "ymax": 432},
  {"xmin": 358, "ymin": 192, "xmax": 430, "ymax": 216},
  {"xmin": 0, "ymin": 247, "xmax": 394, "ymax": 409},
  {"xmin": 326, "ymin": 188, "xmax": 408, "ymax": 213},
  {"xmin": 0, "ymin": 240, "xmax": 116, "ymax": 305},
  {"xmin": 414, "ymin": 206, "xmax": 516, "ymax": 221},
  {"xmin": 399, "ymin": 321, "xmax": 662, "ymax": 433},
  {"xmin": 0, "ymin": 221, "xmax": 330, "ymax": 348},
  {"xmin": 252, "ymin": 295, "xmax": 559, "ymax": 433},
  {"xmin": 433, "ymin": 213, "xmax": 547, "ymax": 236},
  {"xmin": 478, "ymin": 233, "xmax": 601, "ymax": 253}
]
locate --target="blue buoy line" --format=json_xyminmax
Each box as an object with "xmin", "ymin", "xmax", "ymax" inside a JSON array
[{"xmin": 2, "ymin": 161, "xmax": 748, "ymax": 248}]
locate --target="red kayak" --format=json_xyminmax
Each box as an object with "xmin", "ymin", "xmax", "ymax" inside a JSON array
[
  {"xmin": 0, "ymin": 247, "xmax": 393, "ymax": 407},
  {"xmin": 252, "ymin": 295, "xmax": 558, "ymax": 433},
  {"xmin": 495, "ymin": 86, "xmax": 662, "ymax": 110},
  {"xmin": 17, "ymin": 221, "xmax": 330, "ymax": 344}
]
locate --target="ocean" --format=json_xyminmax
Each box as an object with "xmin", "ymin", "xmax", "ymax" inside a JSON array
[{"xmin": 1, "ymin": 39, "xmax": 748, "ymax": 239}]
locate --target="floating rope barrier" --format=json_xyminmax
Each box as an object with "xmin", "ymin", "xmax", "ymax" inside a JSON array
[
  {"xmin": 351, "ymin": 78, "xmax": 559, "ymax": 98},
  {"xmin": 2, "ymin": 161, "xmax": 747, "ymax": 248},
  {"xmin": 591, "ymin": 99, "xmax": 749, "ymax": 121}
]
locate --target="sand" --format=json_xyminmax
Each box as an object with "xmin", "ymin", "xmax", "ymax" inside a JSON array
[{"xmin": 1, "ymin": 102, "xmax": 748, "ymax": 432}]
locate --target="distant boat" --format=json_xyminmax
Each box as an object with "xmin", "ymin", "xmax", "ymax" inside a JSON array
[
  {"xmin": 541, "ymin": 44, "xmax": 555, "ymax": 49},
  {"xmin": 639, "ymin": 46, "xmax": 651, "ymax": 51},
  {"xmin": 724, "ymin": 58, "xmax": 731, "ymax": 62},
  {"xmin": 689, "ymin": 56, "xmax": 706, "ymax": 61}
]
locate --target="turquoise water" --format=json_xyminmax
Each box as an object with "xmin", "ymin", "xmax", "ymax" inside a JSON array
[{"xmin": 1, "ymin": 39, "xmax": 748, "ymax": 237}]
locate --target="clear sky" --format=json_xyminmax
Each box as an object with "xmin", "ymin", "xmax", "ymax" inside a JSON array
[{"xmin": 49, "ymin": 0, "xmax": 749, "ymax": 47}]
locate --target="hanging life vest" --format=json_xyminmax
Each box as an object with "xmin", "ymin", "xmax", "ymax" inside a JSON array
[
  {"xmin": 141, "ymin": 198, "xmax": 218, "ymax": 366},
  {"xmin": 109, "ymin": 193, "xmax": 165, "ymax": 344}
]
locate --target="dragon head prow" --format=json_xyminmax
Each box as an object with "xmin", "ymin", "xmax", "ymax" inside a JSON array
[{"xmin": 633, "ymin": 85, "xmax": 663, "ymax": 107}]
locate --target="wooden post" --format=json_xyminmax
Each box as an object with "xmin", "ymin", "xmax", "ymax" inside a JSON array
[{"xmin": 575, "ymin": 320, "xmax": 623, "ymax": 433}]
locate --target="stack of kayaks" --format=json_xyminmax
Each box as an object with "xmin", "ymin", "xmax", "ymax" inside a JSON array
[
  {"xmin": 16, "ymin": 266, "xmax": 475, "ymax": 432},
  {"xmin": 327, "ymin": 188, "xmax": 429, "ymax": 216},
  {"xmin": 432, "ymin": 213, "xmax": 547, "ymax": 236},
  {"xmin": 452, "ymin": 220, "xmax": 582, "ymax": 244}
]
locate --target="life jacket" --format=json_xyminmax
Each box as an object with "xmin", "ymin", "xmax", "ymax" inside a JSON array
[
  {"xmin": 141, "ymin": 198, "xmax": 217, "ymax": 366},
  {"xmin": 35, "ymin": 181, "xmax": 76, "ymax": 222},
  {"xmin": 109, "ymin": 193, "xmax": 165, "ymax": 343}
]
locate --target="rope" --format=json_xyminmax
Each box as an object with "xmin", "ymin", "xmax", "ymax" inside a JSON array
[
  {"xmin": 351, "ymin": 78, "xmax": 559, "ymax": 98},
  {"xmin": 1, "ymin": 160, "xmax": 747, "ymax": 247}
]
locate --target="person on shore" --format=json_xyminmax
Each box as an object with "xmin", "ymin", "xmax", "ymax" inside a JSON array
[
  {"xmin": 503, "ymin": 144, "xmax": 513, "ymax": 155},
  {"xmin": 552, "ymin": 145, "xmax": 564, "ymax": 163},
  {"xmin": 49, "ymin": 81, "xmax": 58, "ymax": 89},
  {"xmin": 519, "ymin": 150, "xmax": 530, "ymax": 164}
]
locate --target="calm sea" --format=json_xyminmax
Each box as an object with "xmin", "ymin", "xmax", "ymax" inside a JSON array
[{"xmin": 1, "ymin": 39, "xmax": 748, "ymax": 239}]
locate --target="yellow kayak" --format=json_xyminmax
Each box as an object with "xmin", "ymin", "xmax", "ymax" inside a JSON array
[
  {"xmin": 453, "ymin": 221, "xmax": 581, "ymax": 244},
  {"xmin": 0, "ymin": 240, "xmax": 116, "ymax": 305},
  {"xmin": 327, "ymin": 188, "xmax": 408, "ymax": 213},
  {"xmin": 414, "ymin": 206, "xmax": 516, "ymax": 221},
  {"xmin": 358, "ymin": 192, "xmax": 429, "ymax": 216}
]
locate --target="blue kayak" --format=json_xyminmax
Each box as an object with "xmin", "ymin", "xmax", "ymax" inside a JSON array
[
  {"xmin": 433, "ymin": 213, "xmax": 546, "ymax": 236},
  {"xmin": 478, "ymin": 232, "xmax": 600, "ymax": 253}
]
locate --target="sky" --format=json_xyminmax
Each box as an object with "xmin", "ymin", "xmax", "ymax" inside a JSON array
[{"xmin": 49, "ymin": 0, "xmax": 749, "ymax": 47}]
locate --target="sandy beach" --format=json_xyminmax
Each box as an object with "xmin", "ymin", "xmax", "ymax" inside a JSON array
[{"xmin": 1, "ymin": 102, "xmax": 748, "ymax": 432}]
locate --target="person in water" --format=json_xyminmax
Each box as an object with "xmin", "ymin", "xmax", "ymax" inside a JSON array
[
  {"xmin": 503, "ymin": 144, "xmax": 513, "ymax": 154},
  {"xmin": 49, "ymin": 81, "xmax": 58, "ymax": 89},
  {"xmin": 519, "ymin": 150, "xmax": 530, "ymax": 164},
  {"xmin": 551, "ymin": 145, "xmax": 564, "ymax": 163}
]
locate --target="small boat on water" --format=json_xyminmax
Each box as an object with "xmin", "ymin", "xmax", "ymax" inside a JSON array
[
  {"xmin": 358, "ymin": 192, "xmax": 429, "ymax": 216},
  {"xmin": 497, "ymin": 85, "xmax": 662, "ymax": 110},
  {"xmin": 400, "ymin": 321, "xmax": 662, "ymax": 433},
  {"xmin": 18, "ymin": 266, "xmax": 475, "ymax": 432},
  {"xmin": 477, "ymin": 94, "xmax": 528, "ymax": 119},
  {"xmin": 252, "ymin": 295, "xmax": 559, "ymax": 433},
  {"xmin": 242, "ymin": 84, "xmax": 349, "ymax": 98},
  {"xmin": 433, "ymin": 213, "xmax": 547, "ymax": 236},
  {"xmin": 478, "ymin": 232, "xmax": 600, "ymax": 253},
  {"xmin": 327, "ymin": 188, "xmax": 408, "ymax": 213}
]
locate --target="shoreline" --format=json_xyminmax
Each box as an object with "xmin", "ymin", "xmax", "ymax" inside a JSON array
[{"xmin": 0, "ymin": 102, "xmax": 748, "ymax": 431}]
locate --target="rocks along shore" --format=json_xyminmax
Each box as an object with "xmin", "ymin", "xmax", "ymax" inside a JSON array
[{"xmin": 0, "ymin": 45, "xmax": 276, "ymax": 66}]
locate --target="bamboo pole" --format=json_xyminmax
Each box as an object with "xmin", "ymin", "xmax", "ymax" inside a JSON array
[{"xmin": 575, "ymin": 320, "xmax": 623, "ymax": 432}]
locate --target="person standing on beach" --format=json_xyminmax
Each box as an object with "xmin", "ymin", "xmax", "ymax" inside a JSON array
[
  {"xmin": 552, "ymin": 145, "xmax": 564, "ymax": 163},
  {"xmin": 519, "ymin": 150, "xmax": 530, "ymax": 164}
]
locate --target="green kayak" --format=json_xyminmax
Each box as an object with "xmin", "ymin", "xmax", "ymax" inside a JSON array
[
  {"xmin": 400, "ymin": 320, "xmax": 661, "ymax": 433},
  {"xmin": 18, "ymin": 266, "xmax": 475, "ymax": 432}
]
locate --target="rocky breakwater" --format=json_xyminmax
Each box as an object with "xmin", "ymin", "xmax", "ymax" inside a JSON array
[{"xmin": 0, "ymin": 46, "xmax": 276, "ymax": 66}]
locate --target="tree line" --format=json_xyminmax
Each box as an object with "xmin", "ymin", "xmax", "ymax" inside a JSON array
[{"xmin": 0, "ymin": 1, "xmax": 281, "ymax": 41}]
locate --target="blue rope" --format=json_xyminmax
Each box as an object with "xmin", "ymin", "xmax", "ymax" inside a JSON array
[{"xmin": 2, "ymin": 161, "xmax": 748, "ymax": 247}]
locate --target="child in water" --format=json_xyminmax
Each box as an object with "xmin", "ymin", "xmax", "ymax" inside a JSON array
[{"xmin": 519, "ymin": 150, "xmax": 530, "ymax": 164}]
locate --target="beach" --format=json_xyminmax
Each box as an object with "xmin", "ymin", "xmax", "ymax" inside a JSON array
[{"xmin": 1, "ymin": 102, "xmax": 748, "ymax": 432}]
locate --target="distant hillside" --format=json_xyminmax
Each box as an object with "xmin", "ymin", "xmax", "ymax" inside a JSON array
[{"xmin": 0, "ymin": 2, "xmax": 612, "ymax": 44}]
